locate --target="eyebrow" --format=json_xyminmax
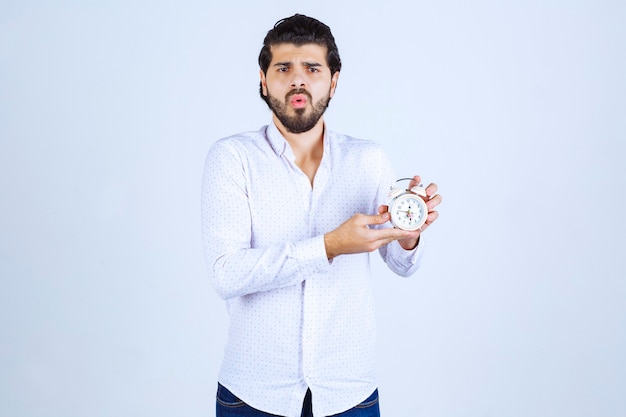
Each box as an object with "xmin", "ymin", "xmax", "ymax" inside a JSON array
[{"xmin": 273, "ymin": 61, "xmax": 323, "ymax": 67}]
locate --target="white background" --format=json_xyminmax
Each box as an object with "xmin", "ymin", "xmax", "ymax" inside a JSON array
[{"xmin": 1, "ymin": 1, "xmax": 624, "ymax": 416}]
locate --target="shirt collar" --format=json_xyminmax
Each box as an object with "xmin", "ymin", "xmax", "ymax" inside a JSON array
[
  {"xmin": 266, "ymin": 121, "xmax": 288, "ymax": 157},
  {"xmin": 265, "ymin": 119, "xmax": 332, "ymax": 159}
]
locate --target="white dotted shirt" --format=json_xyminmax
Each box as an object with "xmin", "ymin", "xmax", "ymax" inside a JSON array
[{"xmin": 201, "ymin": 121, "xmax": 423, "ymax": 417}]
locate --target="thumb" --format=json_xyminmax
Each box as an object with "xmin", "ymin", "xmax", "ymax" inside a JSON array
[{"xmin": 369, "ymin": 211, "xmax": 390, "ymax": 225}]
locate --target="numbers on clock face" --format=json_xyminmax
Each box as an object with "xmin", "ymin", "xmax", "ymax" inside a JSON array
[{"xmin": 392, "ymin": 196, "xmax": 426, "ymax": 230}]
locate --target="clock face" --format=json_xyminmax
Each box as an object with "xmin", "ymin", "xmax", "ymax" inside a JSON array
[{"xmin": 390, "ymin": 194, "xmax": 427, "ymax": 231}]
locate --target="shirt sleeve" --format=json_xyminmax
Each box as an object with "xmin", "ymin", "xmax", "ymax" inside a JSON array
[
  {"xmin": 201, "ymin": 139, "xmax": 330, "ymax": 300},
  {"xmin": 374, "ymin": 148, "xmax": 424, "ymax": 277}
]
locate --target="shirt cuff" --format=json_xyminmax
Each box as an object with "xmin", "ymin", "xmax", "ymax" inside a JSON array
[
  {"xmin": 292, "ymin": 235, "xmax": 331, "ymax": 277},
  {"xmin": 386, "ymin": 235, "xmax": 425, "ymax": 276}
]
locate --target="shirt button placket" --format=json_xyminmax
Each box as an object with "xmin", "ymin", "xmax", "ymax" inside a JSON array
[
  {"xmin": 301, "ymin": 286, "xmax": 314, "ymax": 385},
  {"xmin": 302, "ymin": 184, "xmax": 316, "ymax": 385}
]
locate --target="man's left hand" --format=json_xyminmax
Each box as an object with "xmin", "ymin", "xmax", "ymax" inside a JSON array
[{"xmin": 378, "ymin": 175, "xmax": 442, "ymax": 250}]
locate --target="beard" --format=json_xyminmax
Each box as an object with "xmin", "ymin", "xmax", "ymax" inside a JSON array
[{"xmin": 267, "ymin": 88, "xmax": 331, "ymax": 134}]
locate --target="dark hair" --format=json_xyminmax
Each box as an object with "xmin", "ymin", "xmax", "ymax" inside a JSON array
[{"xmin": 258, "ymin": 14, "xmax": 342, "ymax": 103}]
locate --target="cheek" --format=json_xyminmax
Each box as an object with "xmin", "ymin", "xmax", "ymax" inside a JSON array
[{"xmin": 264, "ymin": 78, "xmax": 287, "ymax": 95}]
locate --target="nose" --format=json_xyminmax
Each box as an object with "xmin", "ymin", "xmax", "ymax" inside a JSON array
[{"xmin": 290, "ymin": 67, "xmax": 307, "ymax": 88}]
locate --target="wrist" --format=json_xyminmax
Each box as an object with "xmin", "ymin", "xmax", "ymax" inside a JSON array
[
  {"xmin": 399, "ymin": 235, "xmax": 420, "ymax": 251},
  {"xmin": 324, "ymin": 232, "xmax": 338, "ymax": 260}
]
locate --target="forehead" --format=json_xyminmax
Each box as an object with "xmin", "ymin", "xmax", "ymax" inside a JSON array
[{"xmin": 269, "ymin": 43, "xmax": 329, "ymax": 65}]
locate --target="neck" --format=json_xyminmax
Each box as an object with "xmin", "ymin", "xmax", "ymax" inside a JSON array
[
  {"xmin": 273, "ymin": 115, "xmax": 325, "ymax": 185},
  {"xmin": 273, "ymin": 114, "xmax": 325, "ymax": 156}
]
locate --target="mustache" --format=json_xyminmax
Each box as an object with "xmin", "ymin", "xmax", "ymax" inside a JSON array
[{"xmin": 286, "ymin": 88, "xmax": 312, "ymax": 101}]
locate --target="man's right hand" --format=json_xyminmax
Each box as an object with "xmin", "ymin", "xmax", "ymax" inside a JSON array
[{"xmin": 323, "ymin": 212, "xmax": 421, "ymax": 260}]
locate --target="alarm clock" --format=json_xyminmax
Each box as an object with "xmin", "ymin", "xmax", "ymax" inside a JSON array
[{"xmin": 387, "ymin": 179, "xmax": 429, "ymax": 231}]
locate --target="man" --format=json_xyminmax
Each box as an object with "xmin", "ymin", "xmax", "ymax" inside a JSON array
[{"xmin": 202, "ymin": 14, "xmax": 441, "ymax": 417}]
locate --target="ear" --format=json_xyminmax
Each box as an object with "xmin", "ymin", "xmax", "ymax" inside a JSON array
[
  {"xmin": 259, "ymin": 69, "xmax": 268, "ymax": 96},
  {"xmin": 330, "ymin": 71, "xmax": 340, "ymax": 98}
]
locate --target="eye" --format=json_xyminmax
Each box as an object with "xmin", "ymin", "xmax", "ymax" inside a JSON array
[
  {"xmin": 278, "ymin": 66, "xmax": 289, "ymax": 73},
  {"xmin": 308, "ymin": 67, "xmax": 320, "ymax": 73}
]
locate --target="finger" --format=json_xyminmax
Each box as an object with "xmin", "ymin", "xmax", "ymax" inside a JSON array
[
  {"xmin": 416, "ymin": 210, "xmax": 439, "ymax": 233},
  {"xmin": 408, "ymin": 175, "xmax": 422, "ymax": 188},
  {"xmin": 388, "ymin": 228, "xmax": 420, "ymax": 244},
  {"xmin": 367, "ymin": 211, "xmax": 391, "ymax": 226},
  {"xmin": 355, "ymin": 212, "xmax": 390, "ymax": 228},
  {"xmin": 378, "ymin": 204, "xmax": 389, "ymax": 214},
  {"xmin": 426, "ymin": 194, "xmax": 442, "ymax": 210},
  {"xmin": 425, "ymin": 182, "xmax": 438, "ymax": 198},
  {"xmin": 371, "ymin": 227, "xmax": 417, "ymax": 245},
  {"xmin": 423, "ymin": 210, "xmax": 439, "ymax": 228}
]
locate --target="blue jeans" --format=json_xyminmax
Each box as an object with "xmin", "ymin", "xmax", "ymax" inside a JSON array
[{"xmin": 216, "ymin": 383, "xmax": 380, "ymax": 417}]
